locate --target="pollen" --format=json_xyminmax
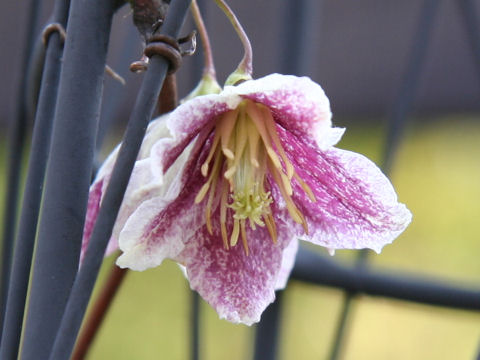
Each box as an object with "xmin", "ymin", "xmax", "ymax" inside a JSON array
[{"xmin": 195, "ymin": 100, "xmax": 315, "ymax": 254}]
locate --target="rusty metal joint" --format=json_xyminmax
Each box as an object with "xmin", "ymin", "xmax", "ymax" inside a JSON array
[{"xmin": 144, "ymin": 34, "xmax": 182, "ymax": 74}]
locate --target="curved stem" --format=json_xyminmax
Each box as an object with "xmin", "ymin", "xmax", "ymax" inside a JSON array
[
  {"xmin": 213, "ymin": 0, "xmax": 252, "ymax": 76},
  {"xmin": 72, "ymin": 265, "xmax": 128, "ymax": 360},
  {"xmin": 191, "ymin": 0, "xmax": 216, "ymax": 79}
]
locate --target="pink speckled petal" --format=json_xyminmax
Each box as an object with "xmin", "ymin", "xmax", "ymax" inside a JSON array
[
  {"xmin": 116, "ymin": 139, "xmax": 208, "ymax": 271},
  {"xmin": 150, "ymin": 94, "xmax": 238, "ymax": 177},
  {"xmin": 176, "ymin": 216, "xmax": 293, "ymax": 325},
  {"xmin": 81, "ymin": 179, "xmax": 104, "ymax": 262},
  {"xmin": 80, "ymin": 144, "xmax": 121, "ymax": 262},
  {"xmin": 116, "ymin": 195, "xmax": 184, "ymax": 270},
  {"xmin": 279, "ymin": 127, "xmax": 411, "ymax": 253},
  {"xmin": 81, "ymin": 115, "xmax": 186, "ymax": 263},
  {"xmin": 233, "ymin": 74, "xmax": 337, "ymax": 148},
  {"xmin": 81, "ymin": 157, "xmax": 160, "ymax": 262}
]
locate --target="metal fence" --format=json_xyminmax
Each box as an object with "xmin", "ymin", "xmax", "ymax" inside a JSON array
[{"xmin": 0, "ymin": 0, "xmax": 479, "ymax": 359}]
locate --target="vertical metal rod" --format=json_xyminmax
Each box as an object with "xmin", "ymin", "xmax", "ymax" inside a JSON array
[
  {"xmin": 280, "ymin": 0, "xmax": 320, "ymax": 75},
  {"xmin": 95, "ymin": 22, "xmax": 139, "ymax": 153},
  {"xmin": 329, "ymin": 1, "xmax": 441, "ymax": 359},
  {"xmin": 380, "ymin": 0, "xmax": 441, "ymax": 175},
  {"xmin": 253, "ymin": 292, "xmax": 284, "ymax": 360},
  {"xmin": 0, "ymin": 2, "xmax": 71, "ymax": 358},
  {"xmin": 190, "ymin": 291, "xmax": 200, "ymax": 360},
  {"xmin": 0, "ymin": 0, "xmax": 41, "ymax": 335},
  {"xmin": 48, "ymin": 2, "xmax": 191, "ymax": 358},
  {"xmin": 19, "ymin": 0, "xmax": 117, "ymax": 358},
  {"xmin": 457, "ymin": 0, "xmax": 480, "ymax": 88}
]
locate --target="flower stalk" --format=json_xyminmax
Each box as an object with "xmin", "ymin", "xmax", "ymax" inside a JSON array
[
  {"xmin": 213, "ymin": 0, "xmax": 253, "ymax": 84},
  {"xmin": 191, "ymin": 0, "xmax": 216, "ymax": 80},
  {"xmin": 182, "ymin": 0, "xmax": 221, "ymax": 101}
]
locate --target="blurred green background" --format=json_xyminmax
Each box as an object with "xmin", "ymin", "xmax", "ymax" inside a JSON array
[{"xmin": 61, "ymin": 116, "xmax": 480, "ymax": 360}]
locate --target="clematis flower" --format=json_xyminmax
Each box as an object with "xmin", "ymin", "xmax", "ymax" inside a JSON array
[{"xmin": 83, "ymin": 73, "xmax": 411, "ymax": 325}]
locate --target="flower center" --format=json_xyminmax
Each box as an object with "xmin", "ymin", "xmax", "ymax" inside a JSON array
[{"xmin": 195, "ymin": 100, "xmax": 316, "ymax": 254}]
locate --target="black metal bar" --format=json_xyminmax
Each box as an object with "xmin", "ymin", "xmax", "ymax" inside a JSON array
[
  {"xmin": 48, "ymin": 2, "xmax": 191, "ymax": 359},
  {"xmin": 253, "ymin": 292, "xmax": 284, "ymax": 360},
  {"xmin": 95, "ymin": 21, "xmax": 139, "ymax": 153},
  {"xmin": 279, "ymin": 0, "xmax": 320, "ymax": 76},
  {"xmin": 328, "ymin": 291, "xmax": 353, "ymax": 360},
  {"xmin": 328, "ymin": 1, "xmax": 441, "ymax": 358},
  {"xmin": 0, "ymin": 2, "xmax": 71, "ymax": 358},
  {"xmin": 381, "ymin": 0, "xmax": 441, "ymax": 175},
  {"xmin": 25, "ymin": 27, "xmax": 48, "ymax": 123},
  {"xmin": 190, "ymin": 291, "xmax": 200, "ymax": 360},
  {"xmin": 19, "ymin": 0, "xmax": 117, "ymax": 358},
  {"xmin": 292, "ymin": 247, "xmax": 480, "ymax": 311},
  {"xmin": 0, "ymin": 0, "xmax": 41, "ymax": 336},
  {"xmin": 457, "ymin": 0, "xmax": 480, "ymax": 88}
]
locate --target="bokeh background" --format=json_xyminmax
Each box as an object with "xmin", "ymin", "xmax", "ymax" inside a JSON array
[{"xmin": 1, "ymin": 1, "xmax": 480, "ymax": 359}]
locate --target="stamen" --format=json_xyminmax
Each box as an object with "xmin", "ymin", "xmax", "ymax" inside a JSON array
[
  {"xmin": 280, "ymin": 173, "xmax": 293, "ymax": 196},
  {"xmin": 233, "ymin": 110, "xmax": 248, "ymax": 162},
  {"xmin": 264, "ymin": 213, "xmax": 277, "ymax": 244},
  {"xmin": 261, "ymin": 107, "xmax": 295, "ymax": 179},
  {"xmin": 201, "ymin": 131, "xmax": 221, "ymax": 177},
  {"xmin": 205, "ymin": 170, "xmax": 218, "ymax": 235},
  {"xmin": 240, "ymin": 219, "xmax": 249, "ymax": 255},
  {"xmin": 247, "ymin": 119, "xmax": 260, "ymax": 168},
  {"xmin": 195, "ymin": 182, "xmax": 210, "ymax": 204},
  {"xmin": 246, "ymin": 102, "xmax": 284, "ymax": 172},
  {"xmin": 224, "ymin": 165, "xmax": 236, "ymax": 180},
  {"xmin": 219, "ymin": 109, "xmax": 238, "ymax": 159},
  {"xmin": 220, "ymin": 180, "xmax": 229, "ymax": 249},
  {"xmin": 231, "ymin": 218, "xmax": 240, "ymax": 246},
  {"xmin": 267, "ymin": 157, "xmax": 307, "ymax": 229},
  {"xmin": 293, "ymin": 173, "xmax": 316, "ymax": 202},
  {"xmin": 195, "ymin": 147, "xmax": 223, "ymax": 204}
]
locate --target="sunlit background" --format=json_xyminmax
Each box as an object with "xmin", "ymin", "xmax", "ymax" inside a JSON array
[{"xmin": 1, "ymin": 1, "xmax": 480, "ymax": 359}]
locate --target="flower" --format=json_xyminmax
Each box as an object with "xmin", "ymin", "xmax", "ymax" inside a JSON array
[{"xmin": 83, "ymin": 73, "xmax": 411, "ymax": 325}]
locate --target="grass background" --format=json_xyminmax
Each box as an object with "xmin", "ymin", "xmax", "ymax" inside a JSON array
[{"xmin": 2, "ymin": 116, "xmax": 480, "ymax": 359}]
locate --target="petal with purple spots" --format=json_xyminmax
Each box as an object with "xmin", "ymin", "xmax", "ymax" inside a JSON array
[
  {"xmin": 279, "ymin": 128, "xmax": 411, "ymax": 252},
  {"xmin": 177, "ymin": 219, "xmax": 290, "ymax": 325}
]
